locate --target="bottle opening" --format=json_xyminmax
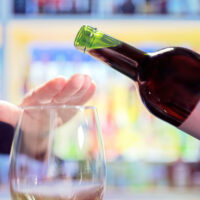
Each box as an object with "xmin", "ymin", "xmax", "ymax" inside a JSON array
[
  {"xmin": 74, "ymin": 25, "xmax": 96, "ymax": 53},
  {"xmin": 74, "ymin": 25, "xmax": 122, "ymax": 52}
]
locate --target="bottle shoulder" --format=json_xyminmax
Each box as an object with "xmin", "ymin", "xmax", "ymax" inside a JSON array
[
  {"xmin": 136, "ymin": 46, "xmax": 200, "ymax": 126},
  {"xmin": 138, "ymin": 46, "xmax": 200, "ymax": 82},
  {"xmin": 148, "ymin": 46, "xmax": 200, "ymax": 62}
]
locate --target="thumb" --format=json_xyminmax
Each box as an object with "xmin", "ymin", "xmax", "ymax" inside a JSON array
[{"xmin": 0, "ymin": 100, "xmax": 21, "ymax": 127}]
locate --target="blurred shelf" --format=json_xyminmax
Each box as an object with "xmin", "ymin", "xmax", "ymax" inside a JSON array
[{"xmin": 6, "ymin": 14, "xmax": 200, "ymax": 21}]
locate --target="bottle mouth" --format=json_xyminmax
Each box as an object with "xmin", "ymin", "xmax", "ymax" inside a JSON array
[
  {"xmin": 74, "ymin": 25, "xmax": 122, "ymax": 52},
  {"xmin": 74, "ymin": 25, "xmax": 96, "ymax": 53}
]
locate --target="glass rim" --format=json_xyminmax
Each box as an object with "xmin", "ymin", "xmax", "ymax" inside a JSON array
[{"xmin": 20, "ymin": 104, "xmax": 97, "ymax": 111}]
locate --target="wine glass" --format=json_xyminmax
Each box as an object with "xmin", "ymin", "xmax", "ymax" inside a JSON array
[{"xmin": 9, "ymin": 105, "xmax": 106, "ymax": 200}]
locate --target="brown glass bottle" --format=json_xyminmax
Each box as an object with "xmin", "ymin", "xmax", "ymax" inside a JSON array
[{"xmin": 74, "ymin": 25, "xmax": 200, "ymax": 139}]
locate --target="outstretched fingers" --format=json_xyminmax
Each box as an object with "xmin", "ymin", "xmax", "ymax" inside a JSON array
[
  {"xmin": 53, "ymin": 74, "xmax": 95, "ymax": 105},
  {"xmin": 53, "ymin": 74, "xmax": 86, "ymax": 104},
  {"xmin": 20, "ymin": 74, "xmax": 95, "ymax": 107},
  {"xmin": 21, "ymin": 76, "xmax": 67, "ymax": 106},
  {"xmin": 66, "ymin": 81, "xmax": 96, "ymax": 105}
]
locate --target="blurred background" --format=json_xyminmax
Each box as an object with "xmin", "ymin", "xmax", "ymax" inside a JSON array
[{"xmin": 0, "ymin": 0, "xmax": 200, "ymax": 199}]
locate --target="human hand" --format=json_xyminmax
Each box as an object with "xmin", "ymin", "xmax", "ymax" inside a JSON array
[
  {"xmin": 0, "ymin": 74, "xmax": 96, "ymax": 128},
  {"xmin": 0, "ymin": 74, "xmax": 96, "ymax": 157}
]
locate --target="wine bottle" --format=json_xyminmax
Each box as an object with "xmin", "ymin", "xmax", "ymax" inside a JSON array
[{"xmin": 74, "ymin": 25, "xmax": 200, "ymax": 139}]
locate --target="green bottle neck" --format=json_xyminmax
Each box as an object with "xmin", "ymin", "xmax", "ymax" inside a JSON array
[
  {"xmin": 74, "ymin": 25, "xmax": 122, "ymax": 52},
  {"xmin": 74, "ymin": 25, "xmax": 147, "ymax": 81}
]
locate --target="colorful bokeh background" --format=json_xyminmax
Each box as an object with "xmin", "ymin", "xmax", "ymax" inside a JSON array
[{"xmin": 0, "ymin": 0, "xmax": 200, "ymax": 199}]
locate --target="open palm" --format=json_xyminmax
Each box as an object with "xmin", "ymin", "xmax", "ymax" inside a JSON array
[
  {"xmin": 0, "ymin": 74, "xmax": 96, "ymax": 157},
  {"xmin": 0, "ymin": 74, "xmax": 96, "ymax": 132}
]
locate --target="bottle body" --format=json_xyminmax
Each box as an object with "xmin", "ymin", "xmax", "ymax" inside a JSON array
[
  {"xmin": 138, "ymin": 47, "xmax": 200, "ymax": 139},
  {"xmin": 74, "ymin": 25, "xmax": 200, "ymax": 139}
]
